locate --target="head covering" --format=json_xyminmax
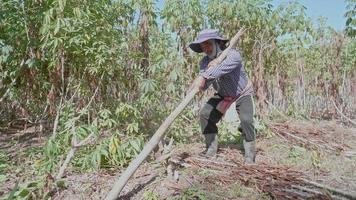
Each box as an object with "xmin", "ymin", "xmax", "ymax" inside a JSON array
[{"xmin": 189, "ymin": 29, "xmax": 228, "ymax": 53}]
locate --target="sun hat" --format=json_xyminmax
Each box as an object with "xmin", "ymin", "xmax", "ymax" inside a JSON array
[{"xmin": 189, "ymin": 29, "xmax": 228, "ymax": 53}]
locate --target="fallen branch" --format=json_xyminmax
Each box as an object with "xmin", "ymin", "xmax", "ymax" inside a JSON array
[
  {"xmin": 269, "ymin": 124, "xmax": 335, "ymax": 152},
  {"xmin": 301, "ymin": 178, "xmax": 356, "ymax": 200},
  {"xmin": 291, "ymin": 185, "xmax": 325, "ymax": 196},
  {"xmin": 191, "ymin": 156, "xmax": 237, "ymax": 168},
  {"xmin": 331, "ymin": 99, "xmax": 356, "ymax": 126},
  {"xmin": 282, "ymin": 187, "xmax": 319, "ymax": 199},
  {"xmin": 169, "ymin": 149, "xmax": 352, "ymax": 199},
  {"xmin": 344, "ymin": 151, "xmax": 356, "ymax": 158},
  {"xmin": 272, "ymin": 129, "xmax": 289, "ymax": 142},
  {"xmin": 169, "ymin": 158, "xmax": 192, "ymax": 168},
  {"xmin": 104, "ymin": 27, "xmax": 246, "ymax": 200}
]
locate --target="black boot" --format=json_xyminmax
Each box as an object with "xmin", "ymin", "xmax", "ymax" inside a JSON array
[
  {"xmin": 204, "ymin": 134, "xmax": 218, "ymax": 157},
  {"xmin": 243, "ymin": 139, "xmax": 256, "ymax": 164}
]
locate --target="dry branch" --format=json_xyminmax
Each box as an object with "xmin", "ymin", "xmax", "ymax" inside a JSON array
[
  {"xmin": 331, "ymin": 99, "xmax": 356, "ymax": 126},
  {"xmin": 51, "ymin": 94, "xmax": 63, "ymax": 138},
  {"xmin": 56, "ymin": 131, "xmax": 95, "ymax": 180},
  {"xmin": 278, "ymin": 127, "xmax": 334, "ymax": 151},
  {"xmin": 301, "ymin": 178, "xmax": 356, "ymax": 200},
  {"xmin": 0, "ymin": 87, "xmax": 11, "ymax": 103},
  {"xmin": 268, "ymin": 123, "xmax": 346, "ymax": 152},
  {"xmin": 55, "ymin": 76, "xmax": 101, "ymax": 179},
  {"xmin": 56, "ymin": 146, "xmax": 76, "ymax": 179},
  {"xmin": 104, "ymin": 27, "xmax": 246, "ymax": 200},
  {"xmin": 291, "ymin": 185, "xmax": 325, "ymax": 196},
  {"xmin": 182, "ymin": 153, "xmax": 346, "ymax": 200},
  {"xmin": 190, "ymin": 156, "xmax": 237, "ymax": 168}
]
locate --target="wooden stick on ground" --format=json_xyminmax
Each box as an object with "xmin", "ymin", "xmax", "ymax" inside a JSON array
[
  {"xmin": 301, "ymin": 178, "xmax": 356, "ymax": 200},
  {"xmin": 104, "ymin": 27, "xmax": 245, "ymax": 200}
]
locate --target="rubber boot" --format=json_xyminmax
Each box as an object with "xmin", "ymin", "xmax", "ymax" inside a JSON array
[
  {"xmin": 243, "ymin": 140, "xmax": 256, "ymax": 164},
  {"xmin": 204, "ymin": 134, "xmax": 218, "ymax": 157}
]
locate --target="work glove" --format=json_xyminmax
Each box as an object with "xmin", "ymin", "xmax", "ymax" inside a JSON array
[{"xmin": 189, "ymin": 75, "xmax": 206, "ymax": 93}]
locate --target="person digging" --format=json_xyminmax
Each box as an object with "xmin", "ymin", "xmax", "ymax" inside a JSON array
[{"xmin": 189, "ymin": 29, "xmax": 256, "ymax": 164}]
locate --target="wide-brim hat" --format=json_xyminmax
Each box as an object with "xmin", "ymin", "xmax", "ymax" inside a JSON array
[{"xmin": 189, "ymin": 29, "xmax": 228, "ymax": 53}]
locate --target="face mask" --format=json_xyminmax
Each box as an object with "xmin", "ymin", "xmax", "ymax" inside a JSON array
[{"xmin": 207, "ymin": 40, "xmax": 222, "ymax": 59}]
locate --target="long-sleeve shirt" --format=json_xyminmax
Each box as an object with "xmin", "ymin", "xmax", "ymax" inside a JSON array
[{"xmin": 199, "ymin": 49, "xmax": 254, "ymax": 98}]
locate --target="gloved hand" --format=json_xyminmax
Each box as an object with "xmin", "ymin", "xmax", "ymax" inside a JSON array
[{"xmin": 189, "ymin": 75, "xmax": 206, "ymax": 93}]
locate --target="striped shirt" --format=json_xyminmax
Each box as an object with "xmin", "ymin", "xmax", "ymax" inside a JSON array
[{"xmin": 199, "ymin": 49, "xmax": 253, "ymax": 98}]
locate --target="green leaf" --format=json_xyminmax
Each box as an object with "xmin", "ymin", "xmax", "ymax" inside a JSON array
[
  {"xmin": 15, "ymin": 188, "xmax": 29, "ymax": 198},
  {"xmin": 130, "ymin": 139, "xmax": 142, "ymax": 152},
  {"xmin": 54, "ymin": 19, "xmax": 61, "ymax": 35},
  {"xmin": 26, "ymin": 181, "xmax": 38, "ymax": 188},
  {"xmin": 140, "ymin": 79, "xmax": 157, "ymax": 93},
  {"xmin": 7, "ymin": 180, "xmax": 19, "ymax": 200},
  {"xmin": 25, "ymin": 58, "xmax": 35, "ymax": 68},
  {"xmin": 56, "ymin": 180, "xmax": 67, "ymax": 189},
  {"xmin": 126, "ymin": 123, "xmax": 139, "ymax": 134}
]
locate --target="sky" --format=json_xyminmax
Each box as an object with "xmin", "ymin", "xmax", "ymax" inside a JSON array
[
  {"xmin": 156, "ymin": 0, "xmax": 348, "ymax": 31},
  {"xmin": 271, "ymin": 0, "xmax": 347, "ymax": 30}
]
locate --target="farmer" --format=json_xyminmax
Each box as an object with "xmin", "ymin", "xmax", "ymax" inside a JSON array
[{"xmin": 189, "ymin": 29, "xmax": 256, "ymax": 164}]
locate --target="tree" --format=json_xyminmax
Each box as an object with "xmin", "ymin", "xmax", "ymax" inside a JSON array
[{"xmin": 345, "ymin": 0, "xmax": 356, "ymax": 37}]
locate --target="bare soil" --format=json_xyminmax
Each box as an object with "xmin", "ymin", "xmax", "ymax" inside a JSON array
[{"xmin": 1, "ymin": 119, "xmax": 355, "ymax": 199}]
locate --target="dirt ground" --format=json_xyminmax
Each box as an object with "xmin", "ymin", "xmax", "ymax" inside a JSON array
[{"xmin": 1, "ymin": 119, "xmax": 356, "ymax": 199}]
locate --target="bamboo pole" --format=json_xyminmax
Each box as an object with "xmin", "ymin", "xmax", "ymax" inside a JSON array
[
  {"xmin": 104, "ymin": 27, "xmax": 245, "ymax": 200},
  {"xmin": 104, "ymin": 88, "xmax": 198, "ymax": 200}
]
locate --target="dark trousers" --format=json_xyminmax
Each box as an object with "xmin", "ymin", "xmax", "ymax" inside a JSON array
[{"xmin": 200, "ymin": 94, "xmax": 256, "ymax": 142}]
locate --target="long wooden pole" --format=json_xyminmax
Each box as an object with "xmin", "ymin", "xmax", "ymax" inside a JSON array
[
  {"xmin": 104, "ymin": 27, "xmax": 245, "ymax": 200},
  {"xmin": 104, "ymin": 88, "xmax": 198, "ymax": 200}
]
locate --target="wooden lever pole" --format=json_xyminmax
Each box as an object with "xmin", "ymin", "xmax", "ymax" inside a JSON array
[{"xmin": 104, "ymin": 27, "xmax": 245, "ymax": 200}]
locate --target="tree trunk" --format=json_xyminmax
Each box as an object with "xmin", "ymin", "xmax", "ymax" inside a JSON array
[
  {"xmin": 329, "ymin": 33, "xmax": 344, "ymax": 116},
  {"xmin": 279, "ymin": 70, "xmax": 288, "ymax": 110},
  {"xmin": 351, "ymin": 71, "xmax": 356, "ymax": 109},
  {"xmin": 139, "ymin": 8, "xmax": 150, "ymax": 78},
  {"xmin": 298, "ymin": 56, "xmax": 306, "ymax": 107},
  {"xmin": 253, "ymin": 45, "xmax": 267, "ymax": 117},
  {"xmin": 179, "ymin": 28, "xmax": 193, "ymax": 80}
]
